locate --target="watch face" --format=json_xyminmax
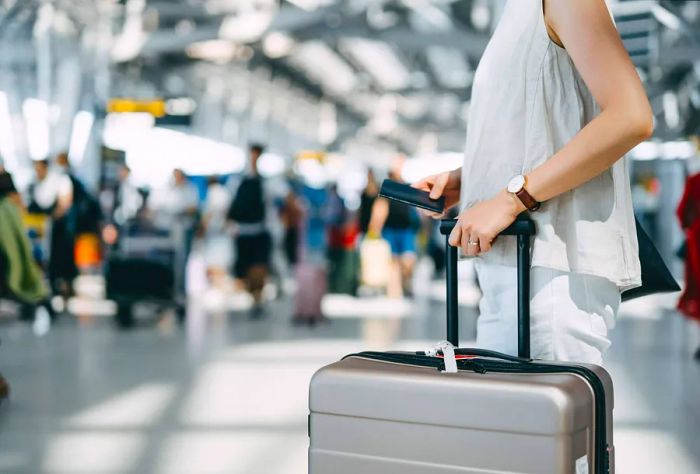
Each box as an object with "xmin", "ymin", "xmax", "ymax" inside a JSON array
[{"xmin": 507, "ymin": 175, "xmax": 526, "ymax": 193}]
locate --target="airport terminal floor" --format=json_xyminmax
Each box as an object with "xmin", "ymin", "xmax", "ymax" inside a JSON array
[{"xmin": 0, "ymin": 267, "xmax": 698, "ymax": 474}]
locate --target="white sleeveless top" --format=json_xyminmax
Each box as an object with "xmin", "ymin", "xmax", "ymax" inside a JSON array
[{"xmin": 461, "ymin": 0, "xmax": 641, "ymax": 290}]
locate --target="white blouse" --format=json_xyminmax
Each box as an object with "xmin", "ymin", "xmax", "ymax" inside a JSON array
[{"xmin": 460, "ymin": 0, "xmax": 641, "ymax": 290}]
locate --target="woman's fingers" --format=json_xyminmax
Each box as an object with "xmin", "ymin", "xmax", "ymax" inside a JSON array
[
  {"xmin": 448, "ymin": 222, "xmax": 462, "ymax": 248},
  {"xmin": 478, "ymin": 235, "xmax": 492, "ymax": 254},
  {"xmin": 429, "ymin": 173, "xmax": 449, "ymax": 200}
]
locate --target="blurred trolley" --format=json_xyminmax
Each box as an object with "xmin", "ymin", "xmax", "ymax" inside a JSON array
[{"xmin": 105, "ymin": 223, "xmax": 186, "ymax": 328}]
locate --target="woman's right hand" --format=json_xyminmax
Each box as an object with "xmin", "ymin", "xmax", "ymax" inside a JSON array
[{"xmin": 412, "ymin": 168, "xmax": 462, "ymax": 218}]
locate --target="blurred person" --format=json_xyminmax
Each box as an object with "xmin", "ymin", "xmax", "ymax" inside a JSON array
[
  {"xmin": 111, "ymin": 164, "xmax": 143, "ymax": 227},
  {"xmin": 202, "ymin": 176, "xmax": 232, "ymax": 286},
  {"xmin": 369, "ymin": 165, "xmax": 419, "ymax": 298},
  {"xmin": 0, "ymin": 157, "xmax": 51, "ymax": 322},
  {"xmin": 279, "ymin": 186, "xmax": 303, "ymax": 268},
  {"xmin": 27, "ymin": 159, "xmax": 76, "ymax": 298},
  {"xmin": 325, "ymin": 184, "xmax": 359, "ymax": 295},
  {"xmin": 676, "ymin": 171, "xmax": 700, "ymax": 360},
  {"xmin": 0, "ymin": 158, "xmax": 21, "ymax": 207},
  {"xmin": 413, "ymin": 0, "xmax": 653, "ymax": 364},
  {"xmin": 55, "ymin": 152, "xmax": 103, "ymax": 272},
  {"xmin": 152, "ymin": 168, "xmax": 199, "ymax": 293},
  {"xmin": 358, "ymin": 169, "xmax": 379, "ymax": 236},
  {"xmin": 227, "ymin": 144, "xmax": 272, "ymax": 318}
]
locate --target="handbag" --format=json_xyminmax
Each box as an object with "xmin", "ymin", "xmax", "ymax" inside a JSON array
[{"xmin": 621, "ymin": 217, "xmax": 681, "ymax": 301}]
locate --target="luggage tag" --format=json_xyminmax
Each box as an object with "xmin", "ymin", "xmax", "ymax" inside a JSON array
[{"xmin": 426, "ymin": 341, "xmax": 458, "ymax": 373}]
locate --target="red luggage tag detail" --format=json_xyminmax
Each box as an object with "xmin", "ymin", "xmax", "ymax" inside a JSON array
[{"xmin": 435, "ymin": 354, "xmax": 478, "ymax": 360}]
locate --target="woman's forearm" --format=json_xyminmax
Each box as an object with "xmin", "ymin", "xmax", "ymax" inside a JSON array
[{"xmin": 526, "ymin": 107, "xmax": 652, "ymax": 204}]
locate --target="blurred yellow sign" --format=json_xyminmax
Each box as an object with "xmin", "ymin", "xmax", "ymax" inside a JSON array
[
  {"xmin": 107, "ymin": 98, "xmax": 166, "ymax": 117},
  {"xmin": 297, "ymin": 150, "xmax": 326, "ymax": 163}
]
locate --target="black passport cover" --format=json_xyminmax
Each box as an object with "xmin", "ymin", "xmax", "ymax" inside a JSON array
[{"xmin": 379, "ymin": 179, "xmax": 445, "ymax": 214}]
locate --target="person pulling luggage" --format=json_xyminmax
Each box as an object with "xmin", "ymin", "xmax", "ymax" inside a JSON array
[
  {"xmin": 413, "ymin": 0, "xmax": 653, "ymax": 365},
  {"xmin": 227, "ymin": 144, "xmax": 273, "ymax": 318}
]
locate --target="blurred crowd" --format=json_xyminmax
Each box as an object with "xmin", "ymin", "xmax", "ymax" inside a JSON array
[{"xmin": 0, "ymin": 146, "xmax": 457, "ymax": 333}]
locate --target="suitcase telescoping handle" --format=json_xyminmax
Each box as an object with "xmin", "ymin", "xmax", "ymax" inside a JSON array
[{"xmin": 439, "ymin": 215, "xmax": 536, "ymax": 358}]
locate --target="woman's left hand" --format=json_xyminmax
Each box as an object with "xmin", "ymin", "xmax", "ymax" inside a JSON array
[{"xmin": 449, "ymin": 190, "xmax": 526, "ymax": 256}]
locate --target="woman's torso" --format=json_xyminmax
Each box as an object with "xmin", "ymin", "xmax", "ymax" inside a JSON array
[{"xmin": 461, "ymin": 0, "xmax": 640, "ymax": 289}]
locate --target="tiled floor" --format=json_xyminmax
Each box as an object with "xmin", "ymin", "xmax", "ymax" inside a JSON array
[{"xmin": 0, "ymin": 273, "xmax": 698, "ymax": 473}]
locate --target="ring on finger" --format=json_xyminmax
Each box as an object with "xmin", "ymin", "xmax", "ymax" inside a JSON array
[{"xmin": 468, "ymin": 240, "xmax": 480, "ymax": 246}]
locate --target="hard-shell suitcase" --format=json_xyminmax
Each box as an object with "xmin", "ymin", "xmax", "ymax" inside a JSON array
[
  {"xmin": 294, "ymin": 261, "xmax": 326, "ymax": 321},
  {"xmin": 309, "ymin": 217, "xmax": 614, "ymax": 474}
]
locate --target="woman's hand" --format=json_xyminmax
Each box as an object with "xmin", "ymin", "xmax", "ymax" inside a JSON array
[
  {"xmin": 450, "ymin": 190, "xmax": 526, "ymax": 256},
  {"xmin": 411, "ymin": 168, "xmax": 462, "ymax": 218}
]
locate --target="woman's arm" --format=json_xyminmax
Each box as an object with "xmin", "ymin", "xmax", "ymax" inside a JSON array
[
  {"xmin": 451, "ymin": 0, "xmax": 653, "ymax": 256},
  {"xmin": 367, "ymin": 197, "xmax": 389, "ymax": 237},
  {"xmin": 526, "ymin": 0, "xmax": 653, "ymax": 202}
]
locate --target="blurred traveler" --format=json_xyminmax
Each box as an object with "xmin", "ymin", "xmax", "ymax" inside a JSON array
[
  {"xmin": 326, "ymin": 185, "xmax": 359, "ymax": 295},
  {"xmin": 112, "ymin": 164, "xmax": 143, "ymax": 226},
  {"xmin": 676, "ymin": 172, "xmax": 700, "ymax": 360},
  {"xmin": 0, "ymin": 157, "xmax": 50, "ymax": 320},
  {"xmin": 153, "ymin": 168, "xmax": 199, "ymax": 293},
  {"xmin": 280, "ymin": 186, "xmax": 303, "ymax": 268},
  {"xmin": 27, "ymin": 159, "xmax": 76, "ymax": 298},
  {"xmin": 358, "ymin": 169, "xmax": 379, "ymax": 236},
  {"xmin": 0, "ymin": 158, "xmax": 21, "ymax": 207},
  {"xmin": 202, "ymin": 176, "xmax": 232, "ymax": 286},
  {"xmin": 369, "ymin": 167, "xmax": 419, "ymax": 298},
  {"xmin": 227, "ymin": 144, "xmax": 271, "ymax": 317},
  {"xmin": 413, "ymin": 0, "xmax": 653, "ymax": 364},
  {"xmin": 55, "ymin": 152, "xmax": 102, "ymax": 272}
]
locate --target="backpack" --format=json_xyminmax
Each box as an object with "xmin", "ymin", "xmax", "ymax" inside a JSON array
[{"xmin": 228, "ymin": 176, "xmax": 265, "ymax": 224}]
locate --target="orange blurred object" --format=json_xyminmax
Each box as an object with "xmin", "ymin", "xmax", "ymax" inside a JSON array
[{"xmin": 75, "ymin": 233, "xmax": 101, "ymax": 269}]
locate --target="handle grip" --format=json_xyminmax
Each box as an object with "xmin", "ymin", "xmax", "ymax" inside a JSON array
[
  {"xmin": 439, "ymin": 215, "xmax": 536, "ymax": 236},
  {"xmin": 440, "ymin": 215, "xmax": 535, "ymax": 358}
]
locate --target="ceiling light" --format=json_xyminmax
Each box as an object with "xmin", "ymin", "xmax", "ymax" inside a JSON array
[
  {"xmin": 470, "ymin": 0, "xmax": 491, "ymax": 31},
  {"xmin": 187, "ymin": 40, "xmax": 238, "ymax": 64},
  {"xmin": 340, "ymin": 38, "xmax": 410, "ymax": 91},
  {"xmin": 23, "ymin": 99, "xmax": 51, "ymax": 160},
  {"xmin": 263, "ymin": 32, "xmax": 296, "ymax": 59},
  {"xmin": 287, "ymin": 41, "xmax": 357, "ymax": 95},
  {"xmin": 652, "ymin": 4, "xmax": 682, "ymax": 30},
  {"xmin": 218, "ymin": 2, "xmax": 277, "ymax": 43}
]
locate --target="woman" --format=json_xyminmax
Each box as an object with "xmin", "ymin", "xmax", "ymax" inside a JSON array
[
  {"xmin": 414, "ymin": 0, "xmax": 652, "ymax": 364},
  {"xmin": 676, "ymin": 171, "xmax": 700, "ymax": 360}
]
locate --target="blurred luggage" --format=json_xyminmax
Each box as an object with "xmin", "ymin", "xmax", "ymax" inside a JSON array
[
  {"xmin": 327, "ymin": 249, "xmax": 359, "ymax": 295},
  {"xmin": 294, "ymin": 262, "xmax": 326, "ymax": 322},
  {"xmin": 105, "ymin": 225, "xmax": 184, "ymax": 328},
  {"xmin": 309, "ymin": 217, "xmax": 615, "ymax": 474},
  {"xmin": 359, "ymin": 237, "xmax": 391, "ymax": 288},
  {"xmin": 74, "ymin": 233, "xmax": 101, "ymax": 270}
]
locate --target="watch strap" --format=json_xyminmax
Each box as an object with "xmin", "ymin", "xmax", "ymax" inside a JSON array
[{"xmin": 515, "ymin": 187, "xmax": 541, "ymax": 211}]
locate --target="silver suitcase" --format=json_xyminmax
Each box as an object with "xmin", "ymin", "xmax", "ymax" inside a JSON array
[{"xmin": 309, "ymin": 217, "xmax": 614, "ymax": 474}]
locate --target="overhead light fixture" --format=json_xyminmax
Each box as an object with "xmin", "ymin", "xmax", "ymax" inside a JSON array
[
  {"xmin": 286, "ymin": 0, "xmax": 334, "ymax": 11},
  {"xmin": 470, "ymin": 0, "xmax": 491, "ymax": 31},
  {"xmin": 0, "ymin": 91, "xmax": 17, "ymax": 171},
  {"xmin": 68, "ymin": 111, "xmax": 95, "ymax": 168},
  {"xmin": 187, "ymin": 40, "xmax": 238, "ymax": 64},
  {"xmin": 652, "ymin": 4, "xmax": 682, "ymax": 30},
  {"xmin": 262, "ymin": 32, "xmax": 296, "ymax": 59},
  {"xmin": 111, "ymin": 0, "xmax": 147, "ymax": 62},
  {"xmin": 218, "ymin": 2, "xmax": 277, "ymax": 43},
  {"xmin": 287, "ymin": 41, "xmax": 357, "ymax": 95},
  {"xmin": 340, "ymin": 38, "xmax": 410, "ymax": 91},
  {"xmin": 663, "ymin": 91, "xmax": 680, "ymax": 130},
  {"xmin": 23, "ymin": 98, "xmax": 51, "ymax": 160}
]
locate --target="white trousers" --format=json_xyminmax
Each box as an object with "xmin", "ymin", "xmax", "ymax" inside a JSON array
[{"xmin": 474, "ymin": 262, "xmax": 620, "ymax": 365}]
